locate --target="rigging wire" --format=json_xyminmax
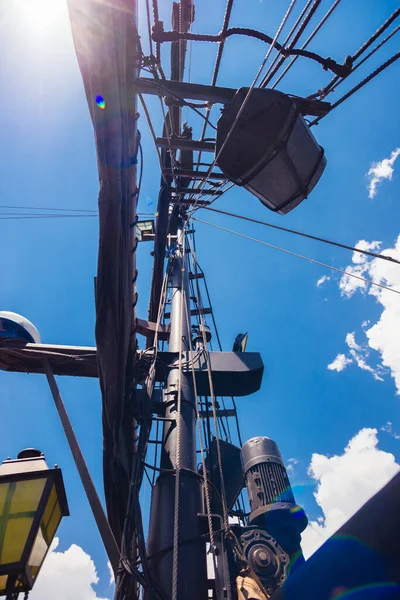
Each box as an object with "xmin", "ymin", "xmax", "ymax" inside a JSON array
[
  {"xmin": 189, "ymin": 230, "xmax": 243, "ymax": 447},
  {"xmin": 187, "ymin": 234, "xmax": 232, "ymax": 442},
  {"xmin": 152, "ymin": 21, "xmax": 351, "ymax": 77},
  {"xmin": 199, "ymin": 206, "xmax": 400, "ymax": 265},
  {"xmin": 0, "ymin": 204, "xmax": 96, "ymax": 213},
  {"xmin": 139, "ymin": 92, "xmax": 170, "ymax": 186},
  {"xmin": 145, "ymin": 0, "xmax": 154, "ymax": 56},
  {"xmin": 193, "ymin": 218, "xmax": 400, "ymax": 296},
  {"xmin": 0, "ymin": 214, "xmax": 97, "ymax": 220},
  {"xmin": 187, "ymin": 0, "xmax": 298, "ymax": 210},
  {"xmin": 171, "ymin": 223, "xmax": 187, "ymax": 600},
  {"xmin": 313, "ymin": 7, "xmax": 400, "ymax": 101},
  {"xmin": 351, "ymin": 7, "xmax": 400, "ymax": 62},
  {"xmin": 191, "ymin": 0, "xmax": 235, "ymax": 200},
  {"xmin": 211, "ymin": 0, "xmax": 235, "ymax": 87},
  {"xmin": 259, "ymin": 0, "xmax": 315, "ymax": 88},
  {"xmin": 309, "ymin": 50, "xmax": 400, "ymax": 126},
  {"xmin": 141, "ymin": 78, "xmax": 218, "ymax": 129},
  {"xmin": 323, "ymin": 25, "xmax": 400, "ymax": 97},
  {"xmin": 186, "ymin": 246, "xmax": 234, "ymax": 570},
  {"xmin": 270, "ymin": 0, "xmax": 343, "ymax": 90},
  {"xmin": 183, "ymin": 282, "xmax": 217, "ymax": 567}
]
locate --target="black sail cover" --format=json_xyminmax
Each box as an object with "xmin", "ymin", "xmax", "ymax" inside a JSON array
[{"xmin": 67, "ymin": 0, "xmax": 138, "ymax": 545}]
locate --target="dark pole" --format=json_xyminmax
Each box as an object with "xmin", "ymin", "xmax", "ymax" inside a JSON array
[
  {"xmin": 146, "ymin": 218, "xmax": 207, "ymax": 599},
  {"xmin": 5, "ymin": 575, "xmax": 16, "ymax": 600}
]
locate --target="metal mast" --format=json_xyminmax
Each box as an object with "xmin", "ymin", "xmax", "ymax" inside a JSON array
[{"xmin": 147, "ymin": 218, "xmax": 207, "ymax": 599}]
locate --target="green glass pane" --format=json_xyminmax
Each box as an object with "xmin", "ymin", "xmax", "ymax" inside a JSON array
[
  {"xmin": 28, "ymin": 488, "xmax": 62, "ymax": 583},
  {"xmin": 0, "ymin": 478, "xmax": 46, "ymax": 565},
  {"xmin": 28, "ymin": 525, "xmax": 49, "ymax": 579},
  {"xmin": 42, "ymin": 485, "xmax": 57, "ymax": 531}
]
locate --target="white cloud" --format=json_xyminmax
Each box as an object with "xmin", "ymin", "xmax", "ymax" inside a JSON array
[
  {"xmin": 381, "ymin": 421, "xmax": 400, "ymax": 440},
  {"xmin": 107, "ymin": 561, "xmax": 115, "ymax": 585},
  {"xmin": 316, "ymin": 275, "xmax": 330, "ymax": 287},
  {"xmin": 339, "ymin": 240, "xmax": 381, "ymax": 297},
  {"xmin": 345, "ymin": 332, "xmax": 361, "ymax": 351},
  {"xmin": 301, "ymin": 428, "xmax": 399, "ymax": 559},
  {"xmin": 327, "ymin": 353, "xmax": 352, "ymax": 372},
  {"xmin": 330, "ymin": 235, "xmax": 400, "ymax": 392},
  {"xmin": 345, "ymin": 332, "xmax": 384, "ymax": 382},
  {"xmin": 367, "ymin": 147, "xmax": 400, "ymax": 198},
  {"xmin": 286, "ymin": 458, "xmax": 299, "ymax": 473},
  {"xmin": 30, "ymin": 538, "xmax": 110, "ymax": 600}
]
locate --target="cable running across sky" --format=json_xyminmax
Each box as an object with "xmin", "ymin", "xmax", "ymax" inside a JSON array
[{"xmin": 193, "ymin": 218, "xmax": 400, "ymax": 296}]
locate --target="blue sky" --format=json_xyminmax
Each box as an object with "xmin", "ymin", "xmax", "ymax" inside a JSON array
[{"xmin": 1, "ymin": 0, "xmax": 400, "ymax": 597}]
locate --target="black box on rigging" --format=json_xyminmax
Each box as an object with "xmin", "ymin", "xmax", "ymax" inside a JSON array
[{"xmin": 216, "ymin": 87, "xmax": 326, "ymax": 215}]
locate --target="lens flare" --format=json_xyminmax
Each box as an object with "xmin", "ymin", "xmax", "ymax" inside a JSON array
[{"xmin": 96, "ymin": 95, "xmax": 106, "ymax": 109}]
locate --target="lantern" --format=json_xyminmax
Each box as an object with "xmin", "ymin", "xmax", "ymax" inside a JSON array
[
  {"xmin": 0, "ymin": 449, "xmax": 69, "ymax": 597},
  {"xmin": 0, "ymin": 312, "xmax": 41, "ymax": 344},
  {"xmin": 136, "ymin": 219, "xmax": 155, "ymax": 241},
  {"xmin": 216, "ymin": 87, "xmax": 326, "ymax": 215}
]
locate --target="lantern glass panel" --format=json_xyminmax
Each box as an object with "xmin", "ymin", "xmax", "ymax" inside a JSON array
[
  {"xmin": 0, "ymin": 478, "xmax": 46, "ymax": 566},
  {"xmin": 28, "ymin": 484, "xmax": 62, "ymax": 581}
]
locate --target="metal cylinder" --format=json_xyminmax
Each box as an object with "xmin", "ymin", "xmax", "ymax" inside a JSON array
[
  {"xmin": 241, "ymin": 436, "xmax": 307, "ymax": 562},
  {"xmin": 146, "ymin": 220, "xmax": 207, "ymax": 600},
  {"xmin": 241, "ymin": 437, "xmax": 295, "ymax": 517}
]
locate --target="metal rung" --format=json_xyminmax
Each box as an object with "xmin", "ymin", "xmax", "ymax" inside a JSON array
[
  {"xmin": 164, "ymin": 307, "xmax": 212, "ymax": 319},
  {"xmin": 199, "ymin": 409, "xmax": 237, "ymax": 418},
  {"xmin": 163, "ymin": 169, "xmax": 226, "ymax": 181},
  {"xmin": 171, "ymin": 200, "xmax": 211, "ymax": 207},
  {"xmin": 189, "ymin": 272, "xmax": 204, "ymax": 280},
  {"xmin": 156, "ymin": 137, "xmax": 215, "ymax": 152},
  {"xmin": 170, "ymin": 187, "xmax": 223, "ymax": 197}
]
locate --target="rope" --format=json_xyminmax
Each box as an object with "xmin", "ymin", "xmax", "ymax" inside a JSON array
[
  {"xmin": 259, "ymin": 0, "xmax": 315, "ymax": 88},
  {"xmin": 211, "ymin": 0, "xmax": 235, "ymax": 87},
  {"xmin": 314, "ymin": 8, "xmax": 400, "ymax": 101},
  {"xmin": 145, "ymin": 0, "xmax": 154, "ymax": 56},
  {"xmin": 159, "ymin": 98, "xmax": 180, "ymax": 186},
  {"xmin": 310, "ymin": 51, "xmax": 400, "ymax": 126},
  {"xmin": 152, "ymin": 24, "xmax": 350, "ymax": 78},
  {"xmin": 271, "ymin": 0, "xmax": 343, "ymax": 90},
  {"xmin": 352, "ymin": 8, "xmax": 400, "ymax": 63},
  {"xmin": 0, "ymin": 204, "xmax": 96, "ymax": 213},
  {"xmin": 187, "ymin": 0, "xmax": 297, "ymax": 212},
  {"xmin": 193, "ymin": 218, "xmax": 400, "ymax": 296},
  {"xmin": 0, "ymin": 214, "xmax": 97, "ymax": 220},
  {"xmin": 152, "ymin": 419, "xmax": 159, "ymax": 485},
  {"xmin": 317, "ymin": 25, "xmax": 400, "ymax": 100},
  {"xmin": 189, "ymin": 234, "xmax": 231, "ymax": 532},
  {"xmin": 188, "ymin": 232, "xmax": 240, "ymax": 447},
  {"xmin": 42, "ymin": 360, "xmax": 120, "ymax": 572},
  {"xmin": 183, "ymin": 282, "xmax": 217, "ymax": 564},
  {"xmin": 152, "ymin": 0, "xmax": 161, "ymax": 65},
  {"xmin": 172, "ymin": 222, "xmax": 187, "ymax": 600},
  {"xmin": 138, "ymin": 93, "xmax": 169, "ymax": 186},
  {"xmin": 200, "ymin": 206, "xmax": 400, "ymax": 265},
  {"xmin": 143, "ymin": 78, "xmax": 218, "ymax": 129}
]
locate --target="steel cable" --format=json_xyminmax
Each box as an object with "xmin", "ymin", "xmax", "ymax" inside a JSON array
[
  {"xmin": 188, "ymin": 233, "xmax": 231, "ymax": 531},
  {"xmin": 259, "ymin": 0, "xmax": 315, "ymax": 88},
  {"xmin": 171, "ymin": 223, "xmax": 188, "ymax": 600},
  {"xmin": 187, "ymin": 0, "xmax": 298, "ymax": 211},
  {"xmin": 200, "ymin": 205, "xmax": 400, "ymax": 265},
  {"xmin": 270, "ymin": 0, "xmax": 343, "ymax": 90},
  {"xmin": 183, "ymin": 283, "xmax": 218, "ymax": 569},
  {"xmin": 325, "ymin": 25, "xmax": 400, "ymax": 97},
  {"xmin": 310, "ymin": 51, "xmax": 400, "ymax": 126},
  {"xmin": 189, "ymin": 231, "xmax": 241, "ymax": 447},
  {"xmin": 318, "ymin": 7, "xmax": 400, "ymax": 100},
  {"xmin": 193, "ymin": 218, "xmax": 400, "ymax": 296}
]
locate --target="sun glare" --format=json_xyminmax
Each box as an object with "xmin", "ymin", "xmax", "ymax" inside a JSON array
[{"xmin": 18, "ymin": 0, "xmax": 66, "ymax": 34}]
